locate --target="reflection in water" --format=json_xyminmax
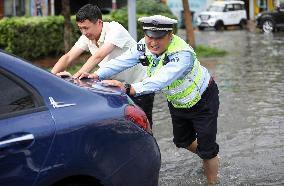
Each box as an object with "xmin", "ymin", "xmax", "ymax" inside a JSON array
[{"xmin": 153, "ymin": 30, "xmax": 284, "ymax": 185}]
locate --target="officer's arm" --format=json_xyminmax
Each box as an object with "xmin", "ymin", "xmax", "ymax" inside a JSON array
[
  {"xmin": 95, "ymin": 47, "xmax": 141, "ymax": 80},
  {"xmin": 132, "ymin": 51, "xmax": 193, "ymax": 95}
]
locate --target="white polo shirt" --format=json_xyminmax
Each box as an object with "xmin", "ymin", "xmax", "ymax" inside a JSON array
[{"xmin": 74, "ymin": 21, "xmax": 147, "ymax": 83}]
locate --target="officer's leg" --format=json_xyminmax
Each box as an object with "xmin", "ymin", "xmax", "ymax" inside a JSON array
[
  {"xmin": 187, "ymin": 139, "xmax": 197, "ymax": 153},
  {"xmin": 188, "ymin": 139, "xmax": 219, "ymax": 183},
  {"xmin": 203, "ymin": 156, "xmax": 219, "ymax": 184},
  {"xmin": 196, "ymin": 81, "xmax": 220, "ymax": 184}
]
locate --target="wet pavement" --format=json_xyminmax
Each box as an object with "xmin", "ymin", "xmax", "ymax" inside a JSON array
[{"xmin": 153, "ymin": 29, "xmax": 284, "ymax": 185}]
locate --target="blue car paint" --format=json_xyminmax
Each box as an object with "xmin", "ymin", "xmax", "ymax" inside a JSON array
[
  {"xmin": 0, "ymin": 111, "xmax": 56, "ymax": 186},
  {"xmin": 0, "ymin": 51, "xmax": 161, "ymax": 186}
]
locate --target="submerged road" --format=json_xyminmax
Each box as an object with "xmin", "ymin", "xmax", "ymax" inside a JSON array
[{"xmin": 153, "ymin": 29, "xmax": 284, "ymax": 185}]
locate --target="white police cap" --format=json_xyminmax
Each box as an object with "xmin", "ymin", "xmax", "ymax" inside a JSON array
[{"xmin": 138, "ymin": 15, "xmax": 177, "ymax": 38}]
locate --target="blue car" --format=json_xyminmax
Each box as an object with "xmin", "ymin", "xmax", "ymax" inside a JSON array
[{"xmin": 0, "ymin": 50, "xmax": 161, "ymax": 186}]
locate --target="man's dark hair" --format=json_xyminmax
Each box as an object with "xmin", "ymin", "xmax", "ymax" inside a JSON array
[{"xmin": 76, "ymin": 4, "xmax": 102, "ymax": 23}]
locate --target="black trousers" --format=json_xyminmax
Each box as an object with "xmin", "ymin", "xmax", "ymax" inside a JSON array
[
  {"xmin": 131, "ymin": 93, "xmax": 155, "ymax": 128},
  {"xmin": 168, "ymin": 80, "xmax": 219, "ymax": 159}
]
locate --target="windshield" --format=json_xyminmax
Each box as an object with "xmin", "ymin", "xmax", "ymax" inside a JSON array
[{"xmin": 207, "ymin": 5, "xmax": 224, "ymax": 12}]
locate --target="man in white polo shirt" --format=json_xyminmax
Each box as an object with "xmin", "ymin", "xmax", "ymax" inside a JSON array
[{"xmin": 51, "ymin": 4, "xmax": 154, "ymax": 126}]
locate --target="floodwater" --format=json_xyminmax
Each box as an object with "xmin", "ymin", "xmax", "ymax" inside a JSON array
[{"xmin": 153, "ymin": 29, "xmax": 284, "ymax": 185}]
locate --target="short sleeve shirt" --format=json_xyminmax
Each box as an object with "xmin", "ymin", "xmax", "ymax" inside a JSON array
[{"xmin": 74, "ymin": 21, "xmax": 147, "ymax": 83}]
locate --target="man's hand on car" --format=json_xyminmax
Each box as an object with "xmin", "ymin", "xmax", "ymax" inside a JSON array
[
  {"xmin": 73, "ymin": 71, "xmax": 85, "ymax": 79},
  {"xmin": 56, "ymin": 71, "xmax": 72, "ymax": 78},
  {"xmin": 77, "ymin": 72, "xmax": 99, "ymax": 80}
]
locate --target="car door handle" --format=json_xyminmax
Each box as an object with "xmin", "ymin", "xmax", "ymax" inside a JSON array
[{"xmin": 0, "ymin": 134, "xmax": 34, "ymax": 150}]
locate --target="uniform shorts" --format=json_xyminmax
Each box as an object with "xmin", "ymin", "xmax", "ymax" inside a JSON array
[{"xmin": 168, "ymin": 79, "xmax": 219, "ymax": 160}]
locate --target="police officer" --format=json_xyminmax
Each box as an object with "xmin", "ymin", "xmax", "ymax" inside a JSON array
[{"xmin": 80, "ymin": 15, "xmax": 220, "ymax": 184}]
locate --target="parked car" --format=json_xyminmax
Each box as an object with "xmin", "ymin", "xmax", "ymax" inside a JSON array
[
  {"xmin": 0, "ymin": 50, "xmax": 161, "ymax": 186},
  {"xmin": 196, "ymin": 0, "xmax": 247, "ymax": 31},
  {"xmin": 256, "ymin": 3, "xmax": 284, "ymax": 33}
]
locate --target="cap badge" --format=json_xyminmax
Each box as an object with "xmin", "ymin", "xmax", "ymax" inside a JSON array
[{"xmin": 151, "ymin": 20, "xmax": 159, "ymax": 26}]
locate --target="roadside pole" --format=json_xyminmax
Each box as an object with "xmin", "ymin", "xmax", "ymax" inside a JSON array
[{"xmin": 128, "ymin": 0, "xmax": 137, "ymax": 41}]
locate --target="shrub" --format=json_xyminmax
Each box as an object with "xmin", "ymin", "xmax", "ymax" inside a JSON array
[
  {"xmin": 0, "ymin": 16, "xmax": 80, "ymax": 60},
  {"xmin": 195, "ymin": 45, "xmax": 227, "ymax": 58}
]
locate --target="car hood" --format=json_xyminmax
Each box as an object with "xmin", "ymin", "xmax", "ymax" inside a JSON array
[{"xmin": 260, "ymin": 10, "xmax": 279, "ymax": 15}]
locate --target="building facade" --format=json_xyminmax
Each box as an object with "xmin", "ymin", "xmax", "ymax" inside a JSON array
[
  {"xmin": 0, "ymin": 0, "xmax": 127, "ymax": 19},
  {"xmin": 1, "ymin": 0, "xmax": 282, "ymax": 20},
  {"xmin": 0, "ymin": 0, "xmax": 50, "ymax": 18}
]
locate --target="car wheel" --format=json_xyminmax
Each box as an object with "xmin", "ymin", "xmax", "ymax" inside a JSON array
[
  {"xmin": 214, "ymin": 21, "xmax": 224, "ymax": 31},
  {"xmin": 198, "ymin": 26, "xmax": 205, "ymax": 31},
  {"xmin": 239, "ymin": 19, "xmax": 247, "ymax": 30},
  {"xmin": 262, "ymin": 20, "xmax": 274, "ymax": 33}
]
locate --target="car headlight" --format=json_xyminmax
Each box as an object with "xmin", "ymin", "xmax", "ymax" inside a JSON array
[{"xmin": 199, "ymin": 15, "xmax": 210, "ymax": 20}]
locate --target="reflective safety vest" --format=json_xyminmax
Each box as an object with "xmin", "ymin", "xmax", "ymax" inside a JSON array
[{"xmin": 145, "ymin": 35, "xmax": 204, "ymax": 108}]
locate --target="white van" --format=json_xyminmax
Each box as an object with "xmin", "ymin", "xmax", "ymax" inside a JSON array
[{"xmin": 196, "ymin": 1, "xmax": 247, "ymax": 30}]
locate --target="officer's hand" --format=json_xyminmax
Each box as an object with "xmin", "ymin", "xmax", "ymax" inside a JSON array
[{"xmin": 101, "ymin": 80, "xmax": 124, "ymax": 89}]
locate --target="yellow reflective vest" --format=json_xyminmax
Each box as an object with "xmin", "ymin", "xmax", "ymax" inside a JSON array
[{"xmin": 145, "ymin": 35, "xmax": 204, "ymax": 108}]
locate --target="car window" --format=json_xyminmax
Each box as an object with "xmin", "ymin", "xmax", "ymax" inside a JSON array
[
  {"xmin": 234, "ymin": 4, "xmax": 242, "ymax": 10},
  {"xmin": 0, "ymin": 72, "xmax": 35, "ymax": 115},
  {"xmin": 279, "ymin": 3, "xmax": 284, "ymax": 10},
  {"xmin": 225, "ymin": 4, "xmax": 234, "ymax": 11},
  {"xmin": 208, "ymin": 5, "xmax": 224, "ymax": 12}
]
